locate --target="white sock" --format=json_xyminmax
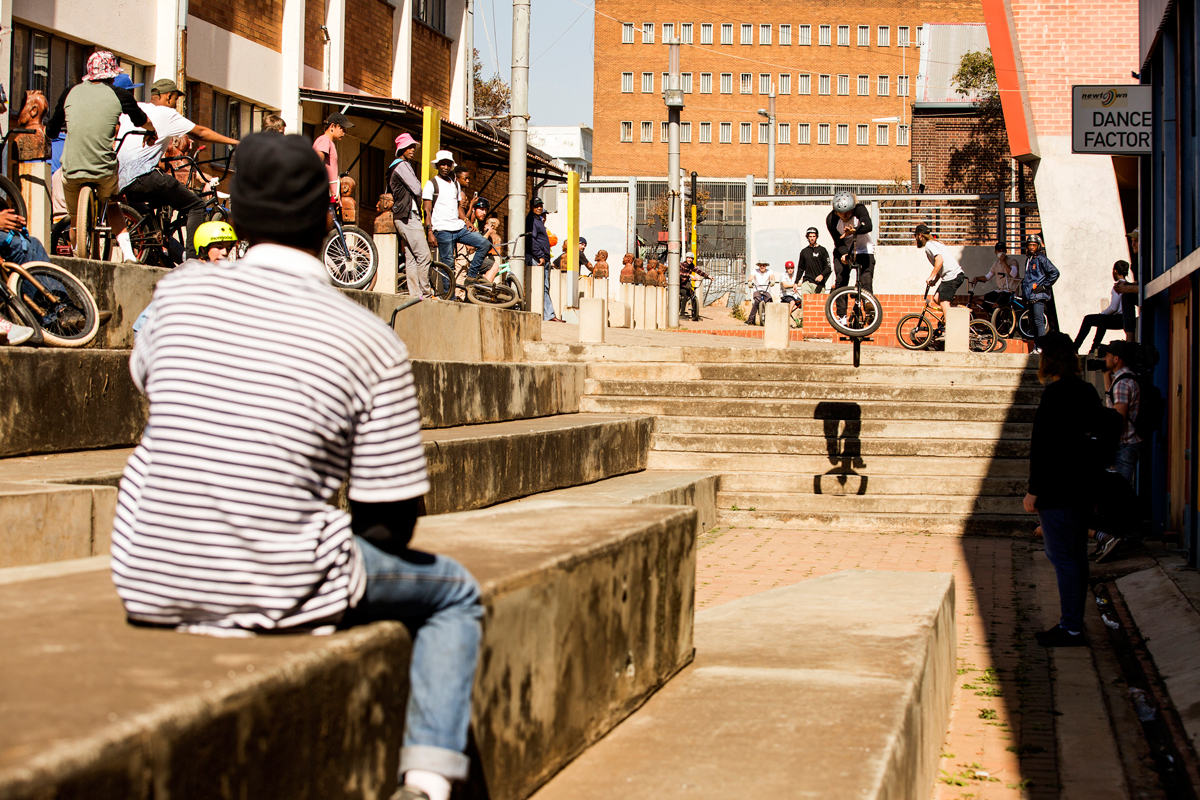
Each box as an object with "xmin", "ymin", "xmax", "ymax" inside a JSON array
[
  {"xmin": 403, "ymin": 770, "xmax": 451, "ymax": 800},
  {"xmin": 116, "ymin": 231, "xmax": 136, "ymax": 261}
]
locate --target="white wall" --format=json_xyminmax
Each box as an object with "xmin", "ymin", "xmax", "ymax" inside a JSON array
[
  {"xmin": 15, "ymin": 0, "xmax": 158, "ymax": 64},
  {"xmin": 544, "ymin": 190, "xmax": 630, "ymax": 279},
  {"xmin": 186, "ymin": 16, "xmax": 283, "ymax": 108}
]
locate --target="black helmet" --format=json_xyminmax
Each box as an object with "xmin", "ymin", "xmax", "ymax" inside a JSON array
[
  {"xmin": 805, "ymin": 226, "xmax": 819, "ymax": 236},
  {"xmin": 472, "ymin": 197, "xmax": 489, "ymax": 210},
  {"xmin": 1025, "ymin": 233, "xmax": 1042, "ymax": 246}
]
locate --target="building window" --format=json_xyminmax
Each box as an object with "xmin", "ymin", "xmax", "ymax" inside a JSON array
[
  {"xmin": 858, "ymin": 25, "xmax": 870, "ymax": 46},
  {"xmin": 798, "ymin": 123, "xmax": 810, "ymax": 144},
  {"xmin": 877, "ymin": 124, "xmax": 889, "ymax": 145},
  {"xmin": 878, "ymin": 26, "xmax": 890, "ymax": 47},
  {"xmin": 10, "ymin": 24, "xmax": 93, "ymax": 115},
  {"xmin": 898, "ymin": 26, "xmax": 910, "ymax": 47},
  {"xmin": 740, "ymin": 73, "xmax": 753, "ymax": 94},
  {"xmin": 779, "ymin": 25, "xmax": 791, "ymax": 46},
  {"xmin": 720, "ymin": 73, "xmax": 733, "ymax": 94},
  {"xmin": 661, "ymin": 121, "xmax": 668, "ymax": 142},
  {"xmin": 642, "ymin": 72, "xmax": 653, "ymax": 93},
  {"xmin": 878, "ymin": 75, "xmax": 889, "ymax": 96},
  {"xmin": 741, "ymin": 24, "xmax": 753, "ymax": 44},
  {"xmin": 741, "ymin": 122, "xmax": 752, "ymax": 143},
  {"xmin": 838, "ymin": 25, "xmax": 850, "ymax": 46},
  {"xmin": 413, "ymin": 0, "xmax": 446, "ymax": 34},
  {"xmin": 819, "ymin": 25, "xmax": 831, "ymax": 45},
  {"xmin": 778, "ymin": 74, "xmax": 791, "ymax": 94},
  {"xmin": 720, "ymin": 122, "xmax": 732, "ymax": 143},
  {"xmin": 621, "ymin": 121, "xmax": 633, "ymax": 142},
  {"xmin": 700, "ymin": 122, "xmax": 712, "ymax": 143},
  {"xmin": 858, "ymin": 75, "xmax": 869, "ymax": 95},
  {"xmin": 641, "ymin": 121, "xmax": 653, "ymax": 142},
  {"xmin": 819, "ymin": 74, "xmax": 831, "ymax": 95},
  {"xmin": 701, "ymin": 23, "xmax": 713, "ymax": 45},
  {"xmin": 799, "ymin": 25, "xmax": 811, "ymax": 45},
  {"xmin": 681, "ymin": 122, "xmax": 692, "ymax": 142},
  {"xmin": 622, "ymin": 72, "xmax": 633, "ymax": 93},
  {"xmin": 837, "ymin": 124, "xmax": 849, "ymax": 145},
  {"xmin": 776, "ymin": 123, "xmax": 789, "ymax": 144},
  {"xmin": 917, "ymin": 26, "xmax": 925, "ymax": 46},
  {"xmin": 758, "ymin": 122, "xmax": 770, "ymax": 143},
  {"xmin": 701, "ymin": 73, "xmax": 713, "ymax": 93},
  {"xmin": 622, "ymin": 23, "xmax": 634, "ymax": 44},
  {"xmin": 662, "ymin": 23, "xmax": 674, "ymax": 43},
  {"xmin": 760, "ymin": 24, "xmax": 771, "ymax": 44},
  {"xmin": 210, "ymin": 90, "xmax": 242, "ymax": 160},
  {"xmin": 837, "ymin": 74, "xmax": 849, "ymax": 95},
  {"xmin": 681, "ymin": 23, "xmax": 693, "ymax": 44},
  {"xmin": 759, "ymin": 73, "xmax": 771, "ymax": 94},
  {"xmin": 818, "ymin": 123, "xmax": 830, "ymax": 144},
  {"xmin": 898, "ymin": 75, "xmax": 910, "ymax": 96},
  {"xmin": 857, "ymin": 124, "xmax": 869, "ymax": 145},
  {"xmin": 721, "ymin": 23, "xmax": 733, "ymax": 45},
  {"xmin": 898, "ymin": 125, "xmax": 910, "ymax": 146},
  {"xmin": 663, "ymin": 72, "xmax": 670, "ymax": 90},
  {"xmin": 682, "ymin": 73, "xmax": 693, "ymax": 93},
  {"xmin": 798, "ymin": 73, "xmax": 811, "ymax": 95},
  {"xmin": 642, "ymin": 23, "xmax": 654, "ymax": 43}
]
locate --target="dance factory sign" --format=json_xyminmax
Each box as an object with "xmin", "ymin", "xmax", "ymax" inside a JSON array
[{"xmin": 1073, "ymin": 85, "xmax": 1153, "ymax": 154}]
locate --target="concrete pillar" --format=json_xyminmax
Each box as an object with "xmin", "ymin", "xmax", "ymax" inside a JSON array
[
  {"xmin": 391, "ymin": 0, "xmax": 413, "ymax": 101},
  {"xmin": 945, "ymin": 307, "xmax": 970, "ymax": 352},
  {"xmin": 445, "ymin": 1, "xmax": 468, "ymax": 124},
  {"xmin": 632, "ymin": 285, "xmax": 647, "ymax": 329},
  {"xmin": 548, "ymin": 268, "xmax": 562, "ymax": 319},
  {"xmin": 659, "ymin": 284, "xmax": 669, "ymax": 328},
  {"xmin": 764, "ymin": 303, "xmax": 790, "ymax": 348},
  {"xmin": 154, "ymin": 0, "xmax": 185, "ymax": 85},
  {"xmin": 18, "ymin": 162, "xmax": 52, "ymax": 248},
  {"xmin": 609, "ymin": 301, "xmax": 631, "ymax": 328},
  {"xmin": 280, "ymin": 0, "xmax": 306, "ymax": 132},
  {"xmin": 594, "ymin": 277, "xmax": 608, "ymax": 307},
  {"xmin": 373, "ymin": 232, "xmax": 398, "ymax": 294},
  {"xmin": 579, "ymin": 298, "xmax": 606, "ymax": 342},
  {"xmin": 324, "ymin": 0, "xmax": 346, "ymax": 91}
]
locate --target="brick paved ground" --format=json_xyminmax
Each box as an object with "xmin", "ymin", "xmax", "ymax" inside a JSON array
[{"xmin": 696, "ymin": 527, "xmax": 1059, "ymax": 799}]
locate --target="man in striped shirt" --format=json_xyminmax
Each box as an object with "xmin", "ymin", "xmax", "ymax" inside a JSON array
[{"xmin": 111, "ymin": 133, "xmax": 481, "ymax": 800}]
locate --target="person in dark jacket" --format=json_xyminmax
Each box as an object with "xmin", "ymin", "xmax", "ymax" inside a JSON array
[
  {"xmin": 1021, "ymin": 234, "xmax": 1060, "ymax": 348},
  {"xmin": 525, "ymin": 198, "xmax": 556, "ymax": 321},
  {"xmin": 825, "ymin": 191, "xmax": 875, "ymax": 322},
  {"xmin": 1024, "ymin": 332, "xmax": 1102, "ymax": 647},
  {"xmin": 387, "ymin": 133, "xmax": 433, "ymax": 298},
  {"xmin": 797, "ymin": 226, "xmax": 832, "ymax": 294}
]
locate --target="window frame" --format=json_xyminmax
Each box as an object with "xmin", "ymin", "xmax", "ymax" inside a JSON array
[
  {"xmin": 857, "ymin": 124, "xmax": 869, "ymax": 145},
  {"xmin": 877, "ymin": 26, "xmax": 890, "ymax": 47},
  {"xmin": 621, "ymin": 72, "xmax": 634, "ymax": 93},
  {"xmin": 837, "ymin": 25, "xmax": 850, "ymax": 46},
  {"xmin": 857, "ymin": 74, "xmax": 869, "ymax": 95},
  {"xmin": 818, "ymin": 123, "xmax": 830, "ymax": 145},
  {"xmin": 642, "ymin": 72, "xmax": 654, "ymax": 93},
  {"xmin": 778, "ymin": 73, "xmax": 791, "ymax": 94},
  {"xmin": 837, "ymin": 74, "xmax": 850, "ymax": 96},
  {"xmin": 898, "ymin": 74, "xmax": 910, "ymax": 97},
  {"xmin": 642, "ymin": 23, "xmax": 654, "ymax": 44},
  {"xmin": 621, "ymin": 121, "xmax": 633, "ymax": 143},
  {"xmin": 798, "ymin": 24, "xmax": 811, "ymax": 45},
  {"xmin": 837, "ymin": 124, "xmax": 849, "ymax": 145},
  {"xmin": 661, "ymin": 121, "xmax": 669, "ymax": 143},
  {"xmin": 740, "ymin": 122, "xmax": 753, "ymax": 144},
  {"xmin": 699, "ymin": 121, "xmax": 712, "ymax": 143},
  {"xmin": 798, "ymin": 73, "xmax": 811, "ymax": 95},
  {"xmin": 700, "ymin": 72, "xmax": 713, "ymax": 94},
  {"xmin": 759, "ymin": 24, "xmax": 771, "ymax": 45},
  {"xmin": 720, "ymin": 121, "xmax": 732, "ymax": 144},
  {"xmin": 818, "ymin": 74, "xmax": 831, "ymax": 95},
  {"xmin": 740, "ymin": 72, "xmax": 753, "ymax": 94},
  {"xmin": 641, "ymin": 121, "xmax": 653, "ymax": 142},
  {"xmin": 681, "ymin": 23, "xmax": 693, "ymax": 44},
  {"xmin": 779, "ymin": 24, "xmax": 791, "ymax": 46},
  {"xmin": 662, "ymin": 23, "xmax": 675, "ymax": 43},
  {"xmin": 701, "ymin": 23, "xmax": 713, "ymax": 45},
  {"xmin": 898, "ymin": 26, "xmax": 910, "ymax": 47},
  {"xmin": 681, "ymin": 121, "xmax": 692, "ymax": 143},
  {"xmin": 819, "ymin": 25, "xmax": 831, "ymax": 46},
  {"xmin": 877, "ymin": 124, "xmax": 889, "ymax": 145},
  {"xmin": 721, "ymin": 23, "xmax": 734, "ymax": 45},
  {"xmin": 759, "ymin": 73, "xmax": 771, "ymax": 94},
  {"xmin": 858, "ymin": 25, "xmax": 870, "ymax": 46},
  {"xmin": 778, "ymin": 123, "xmax": 790, "ymax": 144},
  {"xmin": 720, "ymin": 73, "xmax": 733, "ymax": 94},
  {"xmin": 741, "ymin": 24, "xmax": 753, "ymax": 45},
  {"xmin": 898, "ymin": 125, "xmax": 910, "ymax": 146},
  {"xmin": 622, "ymin": 23, "xmax": 634, "ymax": 44},
  {"xmin": 682, "ymin": 72, "xmax": 693, "ymax": 93},
  {"xmin": 758, "ymin": 121, "xmax": 770, "ymax": 144},
  {"xmin": 798, "ymin": 123, "xmax": 811, "ymax": 145},
  {"xmin": 877, "ymin": 75, "xmax": 890, "ymax": 96}
]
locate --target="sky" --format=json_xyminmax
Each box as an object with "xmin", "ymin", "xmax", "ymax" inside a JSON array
[{"xmin": 473, "ymin": 1, "xmax": 595, "ymax": 128}]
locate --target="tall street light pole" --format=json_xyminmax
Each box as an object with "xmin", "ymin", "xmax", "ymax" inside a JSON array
[
  {"xmin": 509, "ymin": 0, "xmax": 531, "ymax": 311},
  {"xmin": 758, "ymin": 82, "xmax": 776, "ymax": 204},
  {"xmin": 664, "ymin": 37, "xmax": 683, "ymax": 327}
]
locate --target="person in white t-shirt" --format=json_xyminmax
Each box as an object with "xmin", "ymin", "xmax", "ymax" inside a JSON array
[
  {"xmin": 744, "ymin": 261, "xmax": 776, "ymax": 325},
  {"xmin": 116, "ymin": 78, "xmax": 239, "ymax": 260},
  {"xmin": 914, "ymin": 223, "xmax": 965, "ymax": 320},
  {"xmin": 421, "ymin": 150, "xmax": 491, "ymax": 285},
  {"xmin": 971, "ymin": 241, "xmax": 1022, "ymax": 305}
]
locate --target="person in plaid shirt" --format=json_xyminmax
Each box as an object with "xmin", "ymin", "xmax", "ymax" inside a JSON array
[{"xmin": 1093, "ymin": 339, "xmax": 1142, "ymax": 562}]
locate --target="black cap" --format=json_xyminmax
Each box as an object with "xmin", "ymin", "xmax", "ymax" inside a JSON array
[
  {"xmin": 231, "ymin": 133, "xmax": 329, "ymax": 245},
  {"xmin": 579, "ymin": 237, "xmax": 587, "ymax": 245},
  {"xmin": 913, "ymin": 223, "xmax": 932, "ymax": 236},
  {"xmin": 325, "ymin": 112, "xmax": 355, "ymax": 128},
  {"xmin": 1102, "ymin": 340, "xmax": 1139, "ymax": 363},
  {"xmin": 531, "ymin": 197, "xmax": 544, "ymax": 208}
]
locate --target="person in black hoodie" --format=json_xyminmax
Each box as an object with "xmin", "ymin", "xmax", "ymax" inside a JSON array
[{"xmin": 1024, "ymin": 332, "xmax": 1102, "ymax": 647}]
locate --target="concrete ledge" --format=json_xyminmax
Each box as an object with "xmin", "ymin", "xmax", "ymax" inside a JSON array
[
  {"xmin": 0, "ymin": 503, "xmax": 697, "ymax": 800},
  {"xmin": 585, "ymin": 378, "xmax": 1041, "ymax": 406},
  {"xmin": 0, "ymin": 482, "xmax": 115, "ymax": 567},
  {"xmin": 532, "ymin": 570, "xmax": 955, "ymax": 800},
  {"xmin": 50, "ymin": 256, "xmax": 168, "ymax": 350},
  {"xmin": 412, "ymin": 361, "xmax": 583, "ymax": 429}
]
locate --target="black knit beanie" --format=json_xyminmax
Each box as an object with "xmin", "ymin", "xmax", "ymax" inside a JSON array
[{"xmin": 231, "ymin": 132, "xmax": 329, "ymax": 248}]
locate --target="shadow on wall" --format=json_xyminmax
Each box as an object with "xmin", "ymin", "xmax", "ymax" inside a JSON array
[{"xmin": 813, "ymin": 400, "xmax": 867, "ymax": 496}]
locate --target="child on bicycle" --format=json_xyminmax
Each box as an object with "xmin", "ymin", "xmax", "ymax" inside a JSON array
[
  {"xmin": 744, "ymin": 261, "xmax": 775, "ymax": 326},
  {"xmin": 915, "ymin": 223, "xmax": 966, "ymax": 325},
  {"xmin": 194, "ymin": 220, "xmax": 239, "ymax": 263}
]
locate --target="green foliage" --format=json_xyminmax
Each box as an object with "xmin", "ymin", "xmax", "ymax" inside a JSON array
[
  {"xmin": 978, "ymin": 708, "xmax": 998, "ymax": 720},
  {"xmin": 472, "ymin": 49, "xmax": 511, "ymax": 131},
  {"xmin": 953, "ymin": 49, "xmax": 998, "ymax": 99}
]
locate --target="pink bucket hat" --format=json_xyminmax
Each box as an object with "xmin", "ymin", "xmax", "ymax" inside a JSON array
[
  {"xmin": 395, "ymin": 132, "xmax": 418, "ymax": 152},
  {"xmin": 85, "ymin": 51, "xmax": 123, "ymax": 82}
]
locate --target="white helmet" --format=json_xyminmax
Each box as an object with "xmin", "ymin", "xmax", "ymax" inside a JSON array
[{"xmin": 832, "ymin": 190, "xmax": 857, "ymax": 213}]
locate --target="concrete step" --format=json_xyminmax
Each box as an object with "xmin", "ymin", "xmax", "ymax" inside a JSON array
[
  {"xmin": 492, "ymin": 470, "xmax": 720, "ymax": 537},
  {"xmin": 585, "ymin": 378, "xmax": 1039, "ymax": 406},
  {"xmin": 652, "ymin": 432, "xmax": 1029, "ymax": 459},
  {"xmin": 718, "ymin": 490, "xmax": 1027, "ymax": 516},
  {"xmin": 0, "ymin": 348, "xmax": 583, "ymax": 457},
  {"xmin": 647, "ymin": 451, "xmax": 1029, "ymax": 478},
  {"xmin": 0, "ymin": 503, "xmax": 696, "ymax": 800},
  {"xmin": 718, "ymin": 471, "xmax": 1028, "ymax": 497},
  {"xmin": 530, "ymin": 570, "xmax": 955, "ymax": 800},
  {"xmin": 525, "ymin": 339, "xmax": 1038, "ymax": 369},
  {"xmin": 0, "ymin": 481, "xmax": 116, "ymax": 567},
  {"xmin": 582, "ymin": 395, "xmax": 1039, "ymax": 423},
  {"xmin": 716, "ymin": 508, "xmax": 1031, "ymax": 536},
  {"xmin": 586, "ymin": 361, "xmax": 1041, "ymax": 387},
  {"xmin": 653, "ymin": 414, "xmax": 1033, "ymax": 440}
]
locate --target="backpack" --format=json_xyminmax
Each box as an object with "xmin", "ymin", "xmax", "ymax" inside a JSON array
[
  {"xmin": 1083, "ymin": 402, "xmax": 1126, "ymax": 471},
  {"xmin": 1110, "ymin": 373, "xmax": 1164, "ymax": 440}
]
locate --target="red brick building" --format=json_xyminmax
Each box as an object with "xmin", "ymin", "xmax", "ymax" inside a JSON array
[{"xmin": 593, "ymin": 0, "xmax": 986, "ymax": 182}]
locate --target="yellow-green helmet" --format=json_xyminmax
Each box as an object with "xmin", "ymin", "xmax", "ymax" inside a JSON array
[{"xmin": 194, "ymin": 220, "xmax": 238, "ymax": 253}]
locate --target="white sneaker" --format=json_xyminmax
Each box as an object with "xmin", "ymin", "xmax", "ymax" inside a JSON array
[
  {"xmin": 0, "ymin": 320, "xmax": 34, "ymax": 346},
  {"xmin": 835, "ymin": 315, "xmax": 849, "ymax": 327}
]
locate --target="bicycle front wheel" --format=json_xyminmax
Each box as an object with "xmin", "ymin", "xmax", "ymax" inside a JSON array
[
  {"xmin": 322, "ymin": 225, "xmax": 378, "ymax": 289},
  {"xmin": 968, "ymin": 319, "xmax": 1001, "ymax": 353},
  {"xmin": 74, "ymin": 185, "xmax": 96, "ymax": 260},
  {"xmin": 0, "ymin": 175, "xmax": 28, "ymax": 220},
  {"xmin": 991, "ymin": 306, "xmax": 1017, "ymax": 337},
  {"xmin": 825, "ymin": 285, "xmax": 883, "ymax": 337},
  {"xmin": 7, "ymin": 262, "xmax": 100, "ymax": 347},
  {"xmin": 896, "ymin": 313, "xmax": 933, "ymax": 350},
  {"xmin": 466, "ymin": 282, "xmax": 520, "ymax": 309},
  {"xmin": 429, "ymin": 261, "xmax": 456, "ymax": 300},
  {"xmin": 1016, "ymin": 309, "xmax": 1038, "ymax": 340}
]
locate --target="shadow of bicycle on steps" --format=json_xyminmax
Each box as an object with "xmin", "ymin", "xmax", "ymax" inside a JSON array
[{"xmin": 813, "ymin": 401, "xmax": 868, "ymax": 496}]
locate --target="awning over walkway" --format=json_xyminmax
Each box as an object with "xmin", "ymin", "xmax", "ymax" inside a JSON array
[{"xmin": 298, "ymin": 88, "xmax": 565, "ymax": 183}]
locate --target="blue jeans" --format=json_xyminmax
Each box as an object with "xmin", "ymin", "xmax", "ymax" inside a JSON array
[
  {"xmin": 0, "ymin": 229, "xmax": 50, "ymax": 264},
  {"xmin": 435, "ymin": 228, "xmax": 490, "ymax": 279},
  {"xmin": 348, "ymin": 536, "xmax": 484, "ymax": 781},
  {"xmin": 541, "ymin": 261, "xmax": 555, "ymax": 320},
  {"xmin": 1038, "ymin": 506, "xmax": 1090, "ymax": 634},
  {"xmin": 1114, "ymin": 442, "xmax": 1139, "ymax": 484},
  {"xmin": 1031, "ymin": 300, "xmax": 1048, "ymax": 339}
]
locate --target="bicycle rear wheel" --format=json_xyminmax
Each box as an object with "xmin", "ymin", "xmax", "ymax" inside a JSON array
[
  {"xmin": 991, "ymin": 306, "xmax": 1017, "ymax": 337},
  {"xmin": 429, "ymin": 261, "xmax": 455, "ymax": 300},
  {"xmin": 825, "ymin": 285, "xmax": 883, "ymax": 337},
  {"xmin": 321, "ymin": 225, "xmax": 378, "ymax": 289},
  {"xmin": 968, "ymin": 319, "xmax": 1001, "ymax": 353},
  {"xmin": 7, "ymin": 262, "xmax": 100, "ymax": 347},
  {"xmin": 896, "ymin": 312, "xmax": 933, "ymax": 350},
  {"xmin": 0, "ymin": 175, "xmax": 28, "ymax": 220},
  {"xmin": 74, "ymin": 185, "xmax": 96, "ymax": 260},
  {"xmin": 1016, "ymin": 309, "xmax": 1038, "ymax": 339},
  {"xmin": 466, "ymin": 282, "xmax": 520, "ymax": 309}
]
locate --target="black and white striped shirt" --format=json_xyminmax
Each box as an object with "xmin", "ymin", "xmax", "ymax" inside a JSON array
[{"xmin": 111, "ymin": 244, "xmax": 429, "ymax": 631}]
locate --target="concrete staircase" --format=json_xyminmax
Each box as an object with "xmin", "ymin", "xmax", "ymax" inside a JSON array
[{"xmin": 526, "ymin": 342, "xmax": 1041, "ymax": 536}]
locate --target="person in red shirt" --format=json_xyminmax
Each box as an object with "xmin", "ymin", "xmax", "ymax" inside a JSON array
[{"xmin": 312, "ymin": 112, "xmax": 353, "ymax": 201}]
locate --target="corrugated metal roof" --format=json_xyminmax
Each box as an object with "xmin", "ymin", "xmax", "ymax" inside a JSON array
[{"xmin": 916, "ymin": 23, "xmax": 992, "ymax": 104}]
